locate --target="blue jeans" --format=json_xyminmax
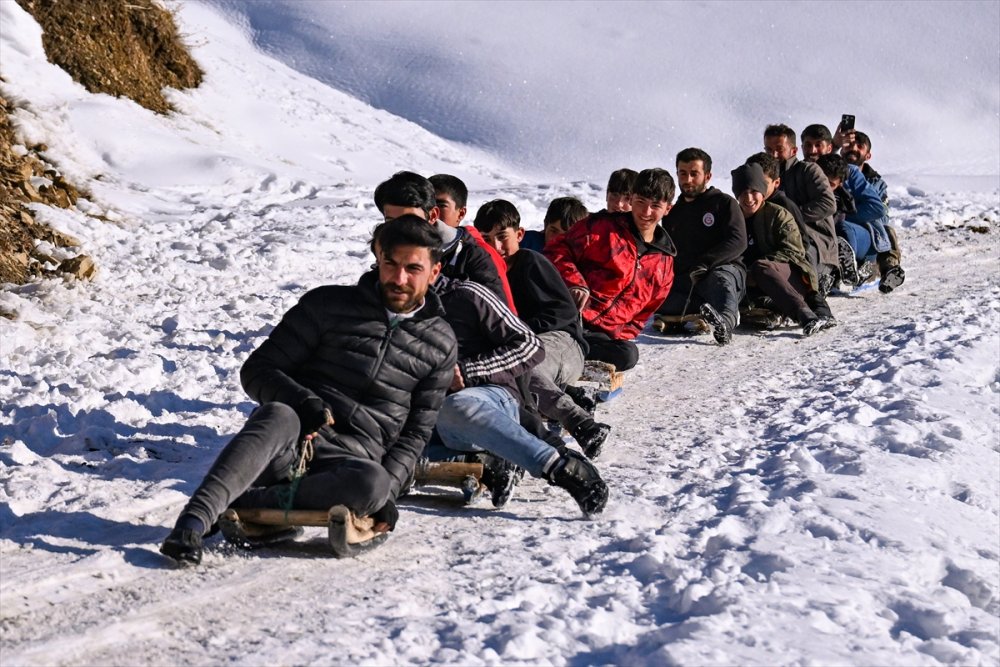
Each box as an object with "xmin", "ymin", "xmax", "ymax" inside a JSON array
[
  {"xmin": 838, "ymin": 220, "xmax": 878, "ymax": 263},
  {"xmin": 435, "ymin": 385, "xmax": 561, "ymax": 478}
]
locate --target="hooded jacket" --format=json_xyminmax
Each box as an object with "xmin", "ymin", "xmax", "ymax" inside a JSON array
[
  {"xmin": 241, "ymin": 271, "xmax": 458, "ymax": 498},
  {"xmin": 546, "ymin": 211, "xmax": 676, "ymax": 341}
]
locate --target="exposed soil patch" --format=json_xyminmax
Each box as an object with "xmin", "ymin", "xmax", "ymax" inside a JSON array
[
  {"xmin": 1, "ymin": 0, "xmax": 203, "ymax": 289},
  {"xmin": 14, "ymin": 0, "xmax": 203, "ymax": 114}
]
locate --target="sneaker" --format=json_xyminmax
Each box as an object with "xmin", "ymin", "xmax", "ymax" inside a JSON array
[
  {"xmin": 160, "ymin": 527, "xmax": 203, "ymax": 566},
  {"xmin": 547, "ymin": 450, "xmax": 608, "ymax": 516},
  {"xmin": 699, "ymin": 303, "xmax": 732, "ymax": 345},
  {"xmin": 857, "ymin": 260, "xmax": 877, "ymax": 284},
  {"xmin": 817, "ymin": 271, "xmax": 836, "ymax": 297},
  {"xmin": 480, "ymin": 454, "xmax": 521, "ymax": 508},
  {"xmin": 801, "ymin": 317, "xmax": 833, "ymax": 337},
  {"xmin": 570, "ymin": 419, "xmax": 611, "ymax": 459},
  {"xmin": 565, "ymin": 385, "xmax": 598, "ymax": 416},
  {"xmin": 837, "ymin": 237, "xmax": 860, "ymax": 287},
  {"xmin": 879, "ymin": 266, "xmax": 905, "ymax": 294}
]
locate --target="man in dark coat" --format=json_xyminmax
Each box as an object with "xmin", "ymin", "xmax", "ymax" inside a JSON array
[
  {"xmin": 160, "ymin": 216, "xmax": 458, "ymax": 566},
  {"xmin": 763, "ymin": 124, "xmax": 839, "ymax": 293},
  {"xmin": 657, "ymin": 148, "xmax": 748, "ymax": 345}
]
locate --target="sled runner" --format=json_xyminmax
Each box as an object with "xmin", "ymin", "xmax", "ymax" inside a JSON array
[
  {"xmin": 219, "ymin": 462, "xmax": 485, "ymax": 557},
  {"xmin": 651, "ymin": 313, "xmax": 710, "ymax": 335},
  {"xmin": 578, "ymin": 360, "xmax": 625, "ymax": 402}
]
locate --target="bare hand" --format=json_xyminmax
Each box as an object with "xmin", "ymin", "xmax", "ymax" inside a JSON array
[
  {"xmin": 449, "ymin": 364, "xmax": 466, "ymax": 392},
  {"xmin": 570, "ymin": 287, "xmax": 590, "ymax": 312}
]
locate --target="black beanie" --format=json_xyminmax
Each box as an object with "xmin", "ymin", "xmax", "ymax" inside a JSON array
[{"xmin": 731, "ymin": 163, "xmax": 769, "ymax": 198}]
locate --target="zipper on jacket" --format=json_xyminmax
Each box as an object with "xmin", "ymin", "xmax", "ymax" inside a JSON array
[{"xmin": 594, "ymin": 258, "xmax": 641, "ymax": 322}]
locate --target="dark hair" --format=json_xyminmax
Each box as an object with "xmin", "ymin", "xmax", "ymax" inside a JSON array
[
  {"xmin": 633, "ymin": 168, "xmax": 676, "ymax": 204},
  {"xmin": 745, "ymin": 152, "xmax": 780, "ymax": 180},
  {"xmin": 473, "ymin": 199, "xmax": 520, "ymax": 235},
  {"xmin": 816, "ymin": 153, "xmax": 848, "ymax": 182},
  {"xmin": 429, "ymin": 173, "xmax": 468, "ymax": 208},
  {"xmin": 676, "ymin": 147, "xmax": 712, "ymax": 173},
  {"xmin": 801, "ymin": 124, "xmax": 833, "ymax": 143},
  {"xmin": 544, "ymin": 196, "xmax": 588, "ymax": 230},
  {"xmin": 373, "ymin": 171, "xmax": 435, "ymax": 216},
  {"xmin": 606, "ymin": 168, "xmax": 638, "ymax": 195},
  {"xmin": 376, "ymin": 214, "xmax": 443, "ymax": 263},
  {"xmin": 764, "ymin": 124, "xmax": 797, "ymax": 146},
  {"xmin": 853, "ymin": 131, "xmax": 872, "ymax": 150}
]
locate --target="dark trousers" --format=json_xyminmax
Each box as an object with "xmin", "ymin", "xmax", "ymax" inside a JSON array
[
  {"xmin": 180, "ymin": 402, "xmax": 391, "ymax": 529},
  {"xmin": 583, "ymin": 329, "xmax": 639, "ymax": 371},
  {"xmin": 749, "ymin": 259, "xmax": 815, "ymax": 324},
  {"xmin": 657, "ymin": 264, "xmax": 746, "ymax": 329}
]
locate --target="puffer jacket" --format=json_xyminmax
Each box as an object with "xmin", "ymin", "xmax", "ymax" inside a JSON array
[
  {"xmin": 241, "ymin": 271, "xmax": 458, "ymax": 498},
  {"xmin": 545, "ymin": 211, "xmax": 676, "ymax": 340}
]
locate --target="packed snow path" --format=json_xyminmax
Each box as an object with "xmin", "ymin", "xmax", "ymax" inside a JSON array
[{"xmin": 2, "ymin": 185, "xmax": 997, "ymax": 666}]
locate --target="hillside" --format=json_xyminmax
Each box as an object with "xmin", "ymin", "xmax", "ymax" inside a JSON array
[{"xmin": 1, "ymin": 1, "xmax": 998, "ymax": 666}]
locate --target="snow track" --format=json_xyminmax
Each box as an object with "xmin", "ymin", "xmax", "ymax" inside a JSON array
[{"xmin": 1, "ymin": 1, "xmax": 998, "ymax": 664}]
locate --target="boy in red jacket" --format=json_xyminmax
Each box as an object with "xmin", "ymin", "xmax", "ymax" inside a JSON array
[{"xmin": 545, "ymin": 168, "xmax": 676, "ymax": 371}]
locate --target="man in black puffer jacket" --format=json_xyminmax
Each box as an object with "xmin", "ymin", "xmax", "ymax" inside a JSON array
[{"xmin": 160, "ymin": 216, "xmax": 457, "ymax": 566}]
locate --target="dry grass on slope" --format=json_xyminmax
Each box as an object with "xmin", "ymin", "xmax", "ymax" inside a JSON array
[
  {"xmin": 1, "ymin": 0, "xmax": 202, "ymax": 291},
  {"xmin": 14, "ymin": 0, "xmax": 203, "ymax": 114}
]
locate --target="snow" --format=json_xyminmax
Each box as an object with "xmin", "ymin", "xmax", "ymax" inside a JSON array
[
  {"xmin": 1, "ymin": 1, "xmax": 999, "ymax": 665},
  {"xmin": 207, "ymin": 0, "xmax": 1000, "ymax": 182}
]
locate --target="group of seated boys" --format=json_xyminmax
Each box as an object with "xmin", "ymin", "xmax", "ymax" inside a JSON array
[{"xmin": 159, "ymin": 121, "xmax": 905, "ymax": 564}]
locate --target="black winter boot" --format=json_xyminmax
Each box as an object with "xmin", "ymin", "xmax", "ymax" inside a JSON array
[
  {"xmin": 699, "ymin": 303, "xmax": 732, "ymax": 345},
  {"xmin": 546, "ymin": 450, "xmax": 608, "ymax": 516},
  {"xmin": 879, "ymin": 266, "xmax": 905, "ymax": 293},
  {"xmin": 480, "ymin": 454, "xmax": 522, "ymax": 508},
  {"xmin": 570, "ymin": 419, "xmax": 612, "ymax": 459},
  {"xmin": 160, "ymin": 527, "xmax": 203, "ymax": 566}
]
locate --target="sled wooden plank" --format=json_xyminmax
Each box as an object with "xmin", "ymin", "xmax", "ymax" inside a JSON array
[
  {"xmin": 414, "ymin": 461, "xmax": 483, "ymax": 486},
  {"xmin": 228, "ymin": 508, "xmax": 329, "ymax": 526}
]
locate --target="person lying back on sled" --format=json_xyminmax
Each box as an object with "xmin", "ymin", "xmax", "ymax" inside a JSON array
[{"xmin": 160, "ymin": 216, "xmax": 457, "ymax": 566}]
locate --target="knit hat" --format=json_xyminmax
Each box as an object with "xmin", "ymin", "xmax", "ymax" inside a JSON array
[{"xmin": 731, "ymin": 163, "xmax": 769, "ymax": 198}]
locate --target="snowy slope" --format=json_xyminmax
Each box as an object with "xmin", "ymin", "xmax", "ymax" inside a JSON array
[
  {"xmin": 208, "ymin": 0, "xmax": 1000, "ymax": 182},
  {"xmin": 1, "ymin": 1, "xmax": 999, "ymax": 666}
]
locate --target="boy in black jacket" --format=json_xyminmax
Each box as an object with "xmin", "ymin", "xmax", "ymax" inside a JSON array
[{"xmin": 474, "ymin": 199, "xmax": 612, "ymax": 459}]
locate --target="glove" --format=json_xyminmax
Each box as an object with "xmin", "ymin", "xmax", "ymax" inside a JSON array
[
  {"xmin": 689, "ymin": 265, "xmax": 709, "ymax": 282},
  {"xmin": 371, "ymin": 499, "xmax": 398, "ymax": 532},
  {"xmin": 298, "ymin": 396, "xmax": 333, "ymax": 436}
]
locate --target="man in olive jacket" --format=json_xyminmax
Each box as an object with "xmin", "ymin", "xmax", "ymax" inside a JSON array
[{"xmin": 161, "ymin": 216, "xmax": 458, "ymax": 565}]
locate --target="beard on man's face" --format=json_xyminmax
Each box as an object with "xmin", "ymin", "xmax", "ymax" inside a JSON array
[{"xmin": 381, "ymin": 281, "xmax": 423, "ymax": 313}]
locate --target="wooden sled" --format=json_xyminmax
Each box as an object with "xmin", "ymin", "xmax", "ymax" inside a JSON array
[
  {"xmin": 652, "ymin": 313, "xmax": 710, "ymax": 335},
  {"xmin": 219, "ymin": 462, "xmax": 486, "ymax": 557},
  {"xmin": 578, "ymin": 360, "xmax": 625, "ymax": 402},
  {"xmin": 413, "ymin": 459, "xmax": 486, "ymax": 504}
]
